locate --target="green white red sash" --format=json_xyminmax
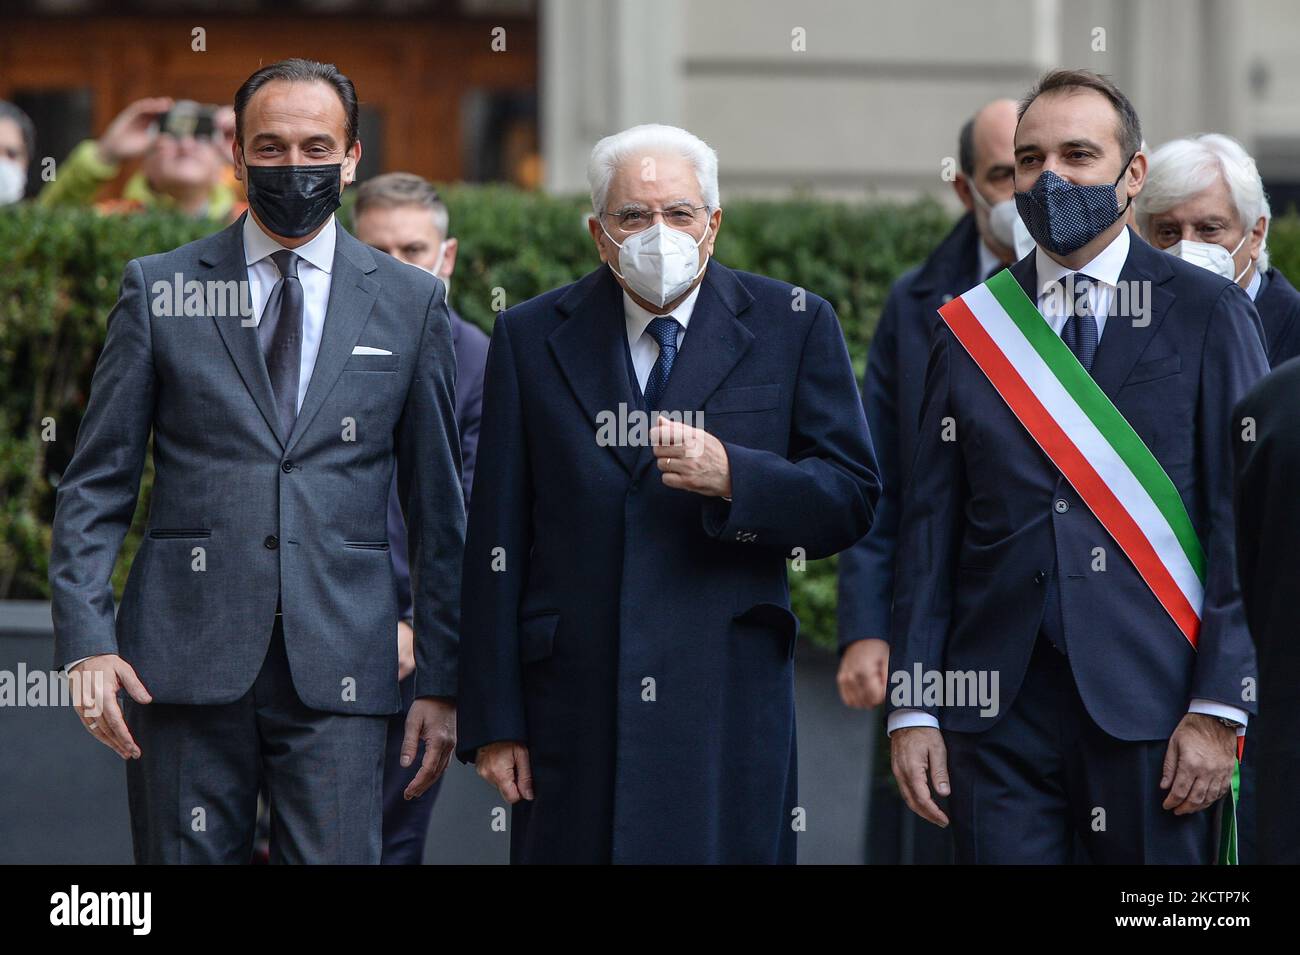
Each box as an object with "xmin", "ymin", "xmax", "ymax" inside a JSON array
[
  {"xmin": 940, "ymin": 269, "xmax": 1241, "ymax": 864},
  {"xmin": 938, "ymin": 269, "xmax": 1206, "ymax": 648}
]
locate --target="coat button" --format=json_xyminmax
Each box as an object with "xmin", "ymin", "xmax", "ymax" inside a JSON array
[
  {"xmin": 281, "ymin": 460, "xmax": 294, "ymax": 473},
  {"xmin": 1054, "ymin": 499, "xmax": 1069, "ymax": 513},
  {"xmin": 264, "ymin": 535, "xmax": 279, "ymax": 549},
  {"xmin": 1033, "ymin": 570, "xmax": 1047, "ymax": 584}
]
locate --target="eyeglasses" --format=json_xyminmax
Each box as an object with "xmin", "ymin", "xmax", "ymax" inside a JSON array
[{"xmin": 601, "ymin": 205, "xmax": 710, "ymax": 235}]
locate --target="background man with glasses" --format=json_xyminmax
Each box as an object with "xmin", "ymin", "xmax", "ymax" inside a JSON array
[{"xmin": 456, "ymin": 123, "xmax": 880, "ymax": 863}]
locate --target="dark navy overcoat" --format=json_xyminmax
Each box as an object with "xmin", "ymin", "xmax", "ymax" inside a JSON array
[{"xmin": 457, "ymin": 261, "xmax": 879, "ymax": 863}]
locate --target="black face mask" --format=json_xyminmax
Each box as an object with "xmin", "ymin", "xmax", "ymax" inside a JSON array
[{"xmin": 243, "ymin": 162, "xmax": 342, "ymax": 238}]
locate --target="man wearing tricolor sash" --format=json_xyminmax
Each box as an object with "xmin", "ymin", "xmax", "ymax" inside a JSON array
[{"xmin": 887, "ymin": 69, "xmax": 1269, "ymax": 864}]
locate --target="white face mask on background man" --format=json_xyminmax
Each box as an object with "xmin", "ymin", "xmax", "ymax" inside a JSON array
[
  {"xmin": 0, "ymin": 158, "xmax": 26, "ymax": 205},
  {"xmin": 1165, "ymin": 233, "xmax": 1252, "ymax": 284},
  {"xmin": 968, "ymin": 181, "xmax": 1019, "ymax": 251},
  {"xmin": 419, "ymin": 240, "xmax": 451, "ymax": 302},
  {"xmin": 602, "ymin": 220, "xmax": 710, "ymax": 309},
  {"xmin": 1011, "ymin": 209, "xmax": 1037, "ymax": 261}
]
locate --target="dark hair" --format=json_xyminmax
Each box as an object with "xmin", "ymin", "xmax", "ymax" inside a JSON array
[
  {"xmin": 958, "ymin": 116, "xmax": 975, "ymax": 177},
  {"xmin": 234, "ymin": 58, "xmax": 358, "ymax": 150},
  {"xmin": 353, "ymin": 172, "xmax": 450, "ymax": 234},
  {"xmin": 1017, "ymin": 69, "xmax": 1142, "ymax": 162},
  {"xmin": 0, "ymin": 100, "xmax": 36, "ymax": 161}
]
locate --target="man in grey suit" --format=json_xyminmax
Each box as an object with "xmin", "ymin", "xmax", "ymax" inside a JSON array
[{"xmin": 49, "ymin": 58, "xmax": 465, "ymax": 864}]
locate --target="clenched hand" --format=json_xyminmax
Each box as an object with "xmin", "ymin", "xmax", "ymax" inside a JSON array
[{"xmin": 476, "ymin": 740, "xmax": 534, "ymax": 804}]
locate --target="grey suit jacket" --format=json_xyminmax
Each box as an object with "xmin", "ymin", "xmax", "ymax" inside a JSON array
[{"xmin": 49, "ymin": 214, "xmax": 466, "ymax": 715}]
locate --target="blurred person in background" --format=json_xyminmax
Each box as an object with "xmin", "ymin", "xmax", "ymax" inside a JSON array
[
  {"xmin": 1138, "ymin": 133, "xmax": 1300, "ymax": 865},
  {"xmin": 836, "ymin": 98, "xmax": 1019, "ymax": 864},
  {"xmin": 39, "ymin": 97, "xmax": 244, "ymax": 223},
  {"xmin": 0, "ymin": 100, "xmax": 36, "ymax": 205},
  {"xmin": 352, "ymin": 172, "xmax": 489, "ymax": 864},
  {"xmin": 1137, "ymin": 133, "xmax": 1297, "ymax": 369}
]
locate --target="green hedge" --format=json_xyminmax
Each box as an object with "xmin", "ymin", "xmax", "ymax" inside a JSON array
[{"xmin": 5, "ymin": 191, "xmax": 1300, "ymax": 651}]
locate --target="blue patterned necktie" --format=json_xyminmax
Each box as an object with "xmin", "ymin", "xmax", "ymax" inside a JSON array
[
  {"xmin": 1061, "ymin": 272, "xmax": 1098, "ymax": 372},
  {"xmin": 642, "ymin": 315, "xmax": 681, "ymax": 412}
]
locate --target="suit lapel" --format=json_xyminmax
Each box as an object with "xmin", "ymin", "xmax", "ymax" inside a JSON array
[
  {"xmin": 207, "ymin": 216, "xmax": 285, "ymax": 448},
  {"xmin": 1008, "ymin": 249, "xmax": 1038, "ymax": 302},
  {"xmin": 631, "ymin": 262, "xmax": 754, "ymax": 480},
  {"xmin": 1088, "ymin": 230, "xmax": 1174, "ymax": 401},
  {"xmin": 1007, "ymin": 231, "xmax": 1174, "ymax": 402},
  {"xmin": 284, "ymin": 228, "xmax": 378, "ymax": 455},
  {"xmin": 548, "ymin": 267, "xmax": 641, "ymax": 475}
]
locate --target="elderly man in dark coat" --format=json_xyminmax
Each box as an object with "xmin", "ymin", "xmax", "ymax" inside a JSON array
[{"xmin": 456, "ymin": 123, "xmax": 879, "ymax": 864}]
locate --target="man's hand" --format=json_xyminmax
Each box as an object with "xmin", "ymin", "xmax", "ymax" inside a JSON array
[
  {"xmin": 97, "ymin": 97, "xmax": 174, "ymax": 165},
  {"xmin": 400, "ymin": 697, "xmax": 456, "ymax": 800},
  {"xmin": 1161, "ymin": 713, "xmax": 1237, "ymax": 815},
  {"xmin": 837, "ymin": 638, "xmax": 890, "ymax": 709},
  {"xmin": 397, "ymin": 620, "xmax": 415, "ymax": 681},
  {"xmin": 69, "ymin": 654, "xmax": 151, "ymax": 759},
  {"xmin": 890, "ymin": 726, "xmax": 950, "ymax": 827},
  {"xmin": 651, "ymin": 415, "xmax": 731, "ymax": 497},
  {"xmin": 476, "ymin": 741, "xmax": 534, "ymax": 804}
]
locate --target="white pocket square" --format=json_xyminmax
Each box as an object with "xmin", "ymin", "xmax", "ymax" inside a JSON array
[{"xmin": 351, "ymin": 346, "xmax": 392, "ymax": 355}]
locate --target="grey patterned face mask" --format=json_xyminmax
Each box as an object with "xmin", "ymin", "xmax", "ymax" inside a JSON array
[{"xmin": 1014, "ymin": 155, "xmax": 1133, "ymax": 256}]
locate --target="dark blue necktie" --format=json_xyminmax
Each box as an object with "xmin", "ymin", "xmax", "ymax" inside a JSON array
[
  {"xmin": 1061, "ymin": 272, "xmax": 1098, "ymax": 372},
  {"xmin": 258, "ymin": 249, "xmax": 303, "ymax": 437},
  {"xmin": 642, "ymin": 315, "xmax": 681, "ymax": 411}
]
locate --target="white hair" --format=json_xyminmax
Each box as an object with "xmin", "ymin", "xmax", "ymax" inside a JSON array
[
  {"xmin": 1136, "ymin": 133, "xmax": 1271, "ymax": 272},
  {"xmin": 587, "ymin": 123, "xmax": 720, "ymax": 215}
]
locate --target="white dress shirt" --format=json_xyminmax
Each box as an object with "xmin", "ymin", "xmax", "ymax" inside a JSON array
[
  {"xmin": 976, "ymin": 240, "xmax": 1003, "ymax": 284},
  {"xmin": 623, "ymin": 281, "xmax": 703, "ymax": 393},
  {"xmin": 888, "ymin": 227, "xmax": 1248, "ymax": 734},
  {"xmin": 243, "ymin": 212, "xmax": 337, "ymax": 413},
  {"xmin": 1245, "ymin": 267, "xmax": 1262, "ymax": 301}
]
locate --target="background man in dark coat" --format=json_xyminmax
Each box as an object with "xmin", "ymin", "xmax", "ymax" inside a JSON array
[
  {"xmin": 457, "ymin": 123, "xmax": 879, "ymax": 863},
  {"xmin": 352, "ymin": 172, "xmax": 490, "ymax": 864},
  {"xmin": 1137, "ymin": 132, "xmax": 1300, "ymax": 369},
  {"xmin": 836, "ymin": 98, "xmax": 1018, "ymax": 864},
  {"xmin": 888, "ymin": 70, "xmax": 1267, "ymax": 864}
]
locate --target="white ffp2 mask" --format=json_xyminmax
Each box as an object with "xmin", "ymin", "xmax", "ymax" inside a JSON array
[
  {"xmin": 968, "ymin": 182, "xmax": 1019, "ymax": 251},
  {"xmin": 1166, "ymin": 234, "xmax": 1251, "ymax": 284},
  {"xmin": 0, "ymin": 160, "xmax": 25, "ymax": 205},
  {"xmin": 602, "ymin": 220, "xmax": 709, "ymax": 308}
]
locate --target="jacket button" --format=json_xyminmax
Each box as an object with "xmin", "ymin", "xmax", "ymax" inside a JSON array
[
  {"xmin": 1033, "ymin": 570, "xmax": 1047, "ymax": 584},
  {"xmin": 1054, "ymin": 499, "xmax": 1069, "ymax": 514},
  {"xmin": 264, "ymin": 535, "xmax": 279, "ymax": 550},
  {"xmin": 281, "ymin": 460, "xmax": 294, "ymax": 473}
]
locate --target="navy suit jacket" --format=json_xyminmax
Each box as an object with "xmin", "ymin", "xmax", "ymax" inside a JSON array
[
  {"xmin": 389, "ymin": 307, "xmax": 489, "ymax": 622},
  {"xmin": 837, "ymin": 213, "xmax": 983, "ymax": 649},
  {"xmin": 888, "ymin": 229, "xmax": 1267, "ymax": 740},
  {"xmin": 456, "ymin": 261, "xmax": 878, "ymax": 863},
  {"xmin": 1255, "ymin": 267, "xmax": 1300, "ymax": 368}
]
